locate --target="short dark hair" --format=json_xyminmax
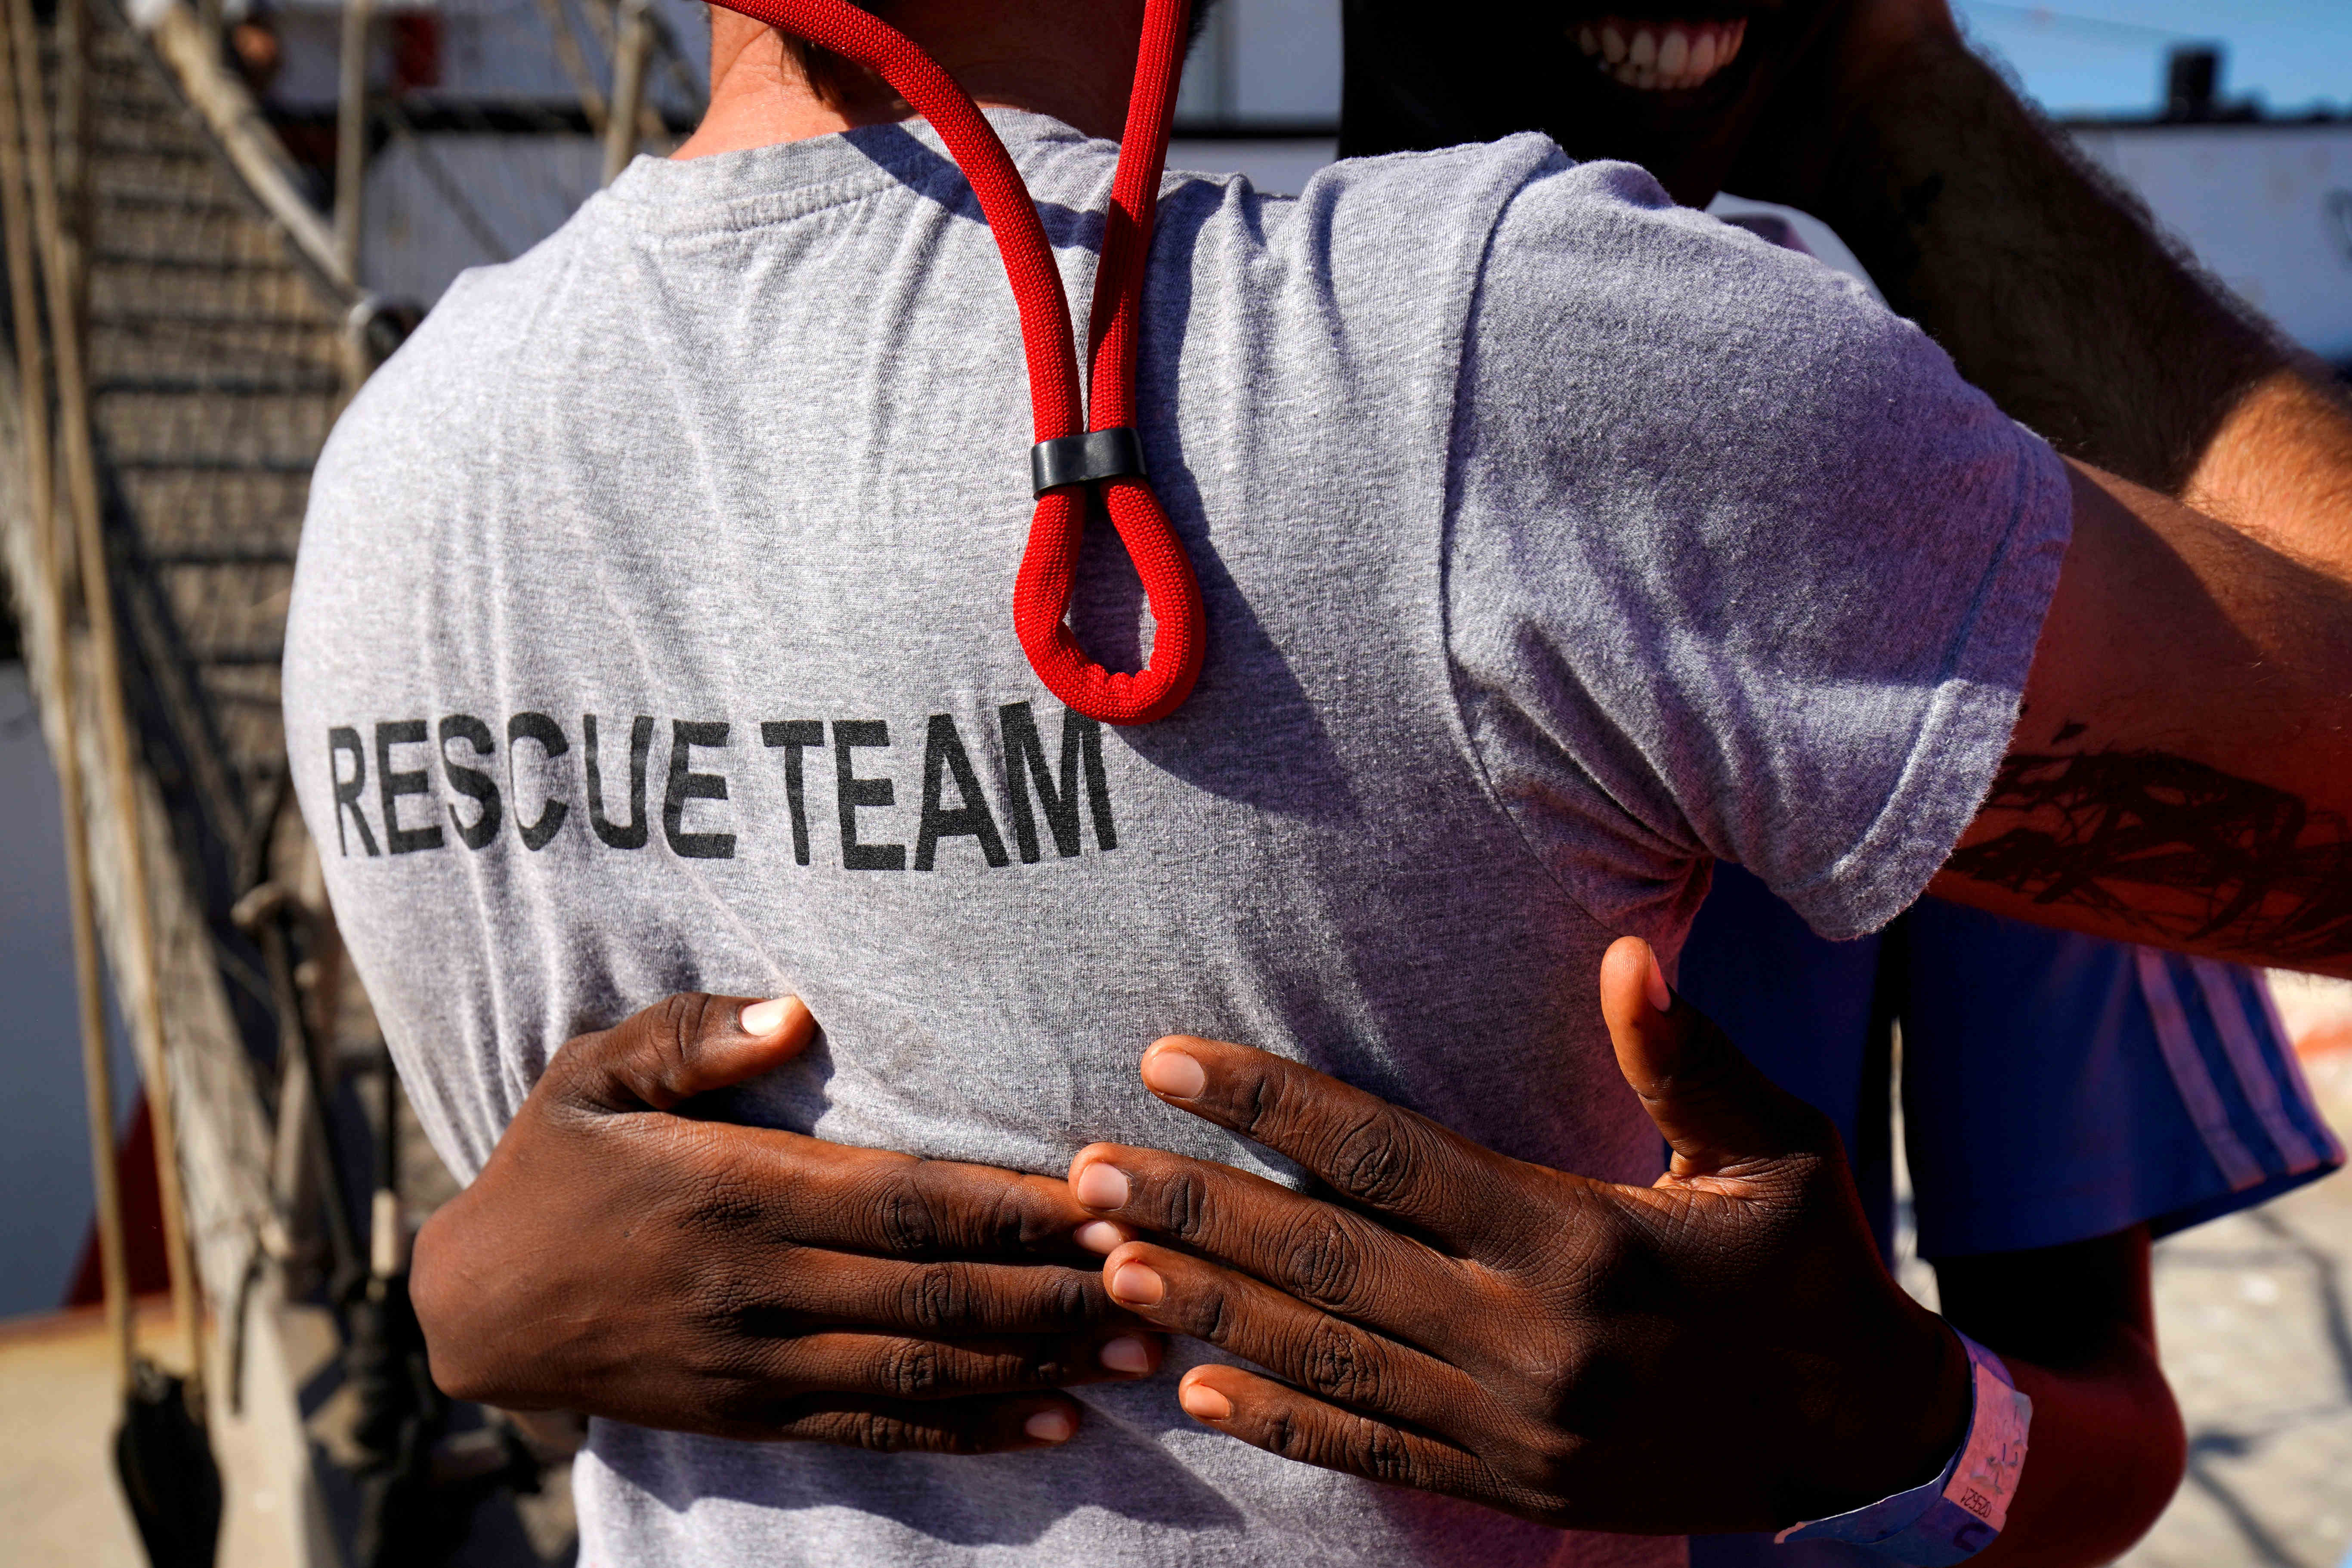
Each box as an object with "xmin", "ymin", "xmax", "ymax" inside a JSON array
[{"xmin": 782, "ymin": 25, "xmax": 881, "ymax": 108}]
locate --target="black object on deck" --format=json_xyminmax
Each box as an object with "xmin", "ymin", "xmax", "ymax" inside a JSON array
[{"xmin": 114, "ymin": 1358, "xmax": 223, "ymax": 1568}]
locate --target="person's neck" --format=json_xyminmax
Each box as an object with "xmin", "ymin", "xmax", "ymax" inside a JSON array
[{"xmin": 674, "ymin": 0, "xmax": 1146, "ymax": 161}]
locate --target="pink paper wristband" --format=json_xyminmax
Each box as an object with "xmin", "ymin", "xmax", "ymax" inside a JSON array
[{"xmin": 1775, "ymin": 1331, "xmax": 2033, "ymax": 1565}]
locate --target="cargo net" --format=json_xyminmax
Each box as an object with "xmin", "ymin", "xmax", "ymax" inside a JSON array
[{"xmin": 41, "ymin": 4, "xmax": 351, "ymax": 998}]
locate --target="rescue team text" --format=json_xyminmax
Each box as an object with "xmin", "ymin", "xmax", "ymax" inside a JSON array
[{"xmin": 323, "ymin": 702, "xmax": 1115, "ymax": 870}]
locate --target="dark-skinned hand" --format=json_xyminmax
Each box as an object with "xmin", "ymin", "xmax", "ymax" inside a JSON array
[
  {"xmin": 410, "ymin": 992, "xmax": 1159, "ymax": 1454},
  {"xmin": 1063, "ymin": 935, "xmax": 1972, "ymax": 1531}
]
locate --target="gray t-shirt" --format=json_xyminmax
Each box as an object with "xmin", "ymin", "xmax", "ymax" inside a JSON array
[{"xmin": 284, "ymin": 111, "xmax": 2069, "ymax": 1568}]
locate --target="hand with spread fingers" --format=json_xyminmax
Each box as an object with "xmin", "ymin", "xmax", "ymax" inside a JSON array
[
  {"xmin": 410, "ymin": 992, "xmax": 1159, "ymax": 1455},
  {"xmin": 1066, "ymin": 936, "xmax": 1972, "ymax": 1531}
]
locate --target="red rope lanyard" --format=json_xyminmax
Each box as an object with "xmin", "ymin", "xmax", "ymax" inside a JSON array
[{"xmin": 704, "ymin": 0, "xmax": 1206, "ymax": 726}]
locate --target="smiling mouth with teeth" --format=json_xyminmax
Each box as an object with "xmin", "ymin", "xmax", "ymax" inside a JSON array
[{"xmin": 1573, "ymin": 15, "xmax": 1751, "ymax": 93}]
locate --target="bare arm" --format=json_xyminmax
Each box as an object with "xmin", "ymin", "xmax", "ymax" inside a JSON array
[
  {"xmin": 1934, "ymin": 1228, "xmax": 2184, "ymax": 1568},
  {"xmin": 1929, "ymin": 461, "xmax": 2352, "ymax": 975}
]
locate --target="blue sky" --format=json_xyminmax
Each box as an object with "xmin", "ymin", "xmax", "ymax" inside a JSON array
[{"xmin": 1952, "ymin": 0, "xmax": 2352, "ymax": 117}]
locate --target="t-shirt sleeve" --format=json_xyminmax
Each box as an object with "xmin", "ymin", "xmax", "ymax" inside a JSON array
[
  {"xmin": 1897, "ymin": 901, "xmax": 2343, "ymax": 1256},
  {"xmin": 1443, "ymin": 157, "xmax": 2073, "ymax": 941}
]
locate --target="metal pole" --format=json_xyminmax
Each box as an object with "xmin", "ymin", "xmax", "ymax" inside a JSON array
[
  {"xmin": 334, "ymin": 0, "xmax": 372, "ymax": 278},
  {"xmin": 54, "ymin": 0, "xmax": 82, "ymax": 303},
  {"xmin": 533, "ymin": 0, "xmax": 607, "ymax": 136},
  {"xmin": 369, "ymin": 1044, "xmax": 402, "ymax": 1281},
  {"xmin": 601, "ymin": 0, "xmax": 649, "ymax": 185},
  {"xmin": 0, "ymin": 0, "xmax": 132, "ymax": 1389},
  {"xmin": 1212, "ymin": 3, "xmax": 1237, "ymax": 122},
  {"xmin": 19, "ymin": 0, "xmax": 208, "ymax": 1396}
]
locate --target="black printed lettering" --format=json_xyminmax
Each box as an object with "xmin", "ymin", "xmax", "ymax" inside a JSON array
[
  {"xmin": 327, "ymin": 727, "xmax": 380, "ymax": 858},
  {"xmin": 915, "ymin": 714, "xmax": 1011, "ymax": 870},
  {"xmin": 438, "ymin": 714, "xmax": 502, "ymax": 851},
  {"xmin": 664, "ymin": 721, "xmax": 737, "ymax": 860},
  {"xmin": 506, "ymin": 712, "xmax": 571, "ymax": 851},
  {"xmin": 999, "ymin": 701, "xmax": 1116, "ymax": 861},
  {"xmin": 832, "ymin": 720, "xmax": 906, "ymax": 872},
  {"xmin": 583, "ymin": 713, "xmax": 654, "ymax": 850},
  {"xmin": 375, "ymin": 720, "xmax": 445, "ymax": 855},
  {"xmin": 761, "ymin": 720, "xmax": 825, "ymax": 867}
]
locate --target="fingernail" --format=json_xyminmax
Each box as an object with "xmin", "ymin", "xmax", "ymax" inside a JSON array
[
  {"xmin": 1644, "ymin": 949, "xmax": 1672, "ymax": 1015},
  {"xmin": 1073, "ymin": 1162, "xmax": 1130, "ymax": 1210},
  {"xmin": 1178, "ymin": 1380, "xmax": 1233, "ymax": 1422},
  {"xmin": 740, "ymin": 997, "xmax": 792, "ymax": 1036},
  {"xmin": 1023, "ymin": 1409, "xmax": 1075, "ymax": 1443},
  {"xmin": 1074, "ymin": 1220, "xmax": 1126, "ymax": 1255},
  {"xmin": 1109, "ymin": 1261, "xmax": 1165, "ymax": 1305},
  {"xmin": 1140, "ymin": 1046, "xmax": 1207, "ymax": 1099},
  {"xmin": 1098, "ymin": 1335, "xmax": 1153, "ymax": 1374}
]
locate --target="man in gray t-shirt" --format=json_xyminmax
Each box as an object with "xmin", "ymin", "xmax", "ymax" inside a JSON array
[{"xmin": 284, "ymin": 6, "xmax": 2352, "ymax": 1567}]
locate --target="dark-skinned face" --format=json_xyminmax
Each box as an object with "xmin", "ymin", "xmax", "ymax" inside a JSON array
[{"xmin": 1341, "ymin": 0, "xmax": 1846, "ymax": 205}]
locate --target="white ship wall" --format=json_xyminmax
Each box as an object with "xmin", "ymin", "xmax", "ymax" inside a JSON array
[{"xmin": 2072, "ymin": 124, "xmax": 2352, "ymax": 364}]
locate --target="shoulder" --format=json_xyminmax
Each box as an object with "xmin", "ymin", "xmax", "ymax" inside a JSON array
[
  {"xmin": 1163, "ymin": 131, "xmax": 1571, "ymax": 229},
  {"xmin": 302, "ymin": 201, "xmax": 617, "ymax": 548},
  {"xmin": 289, "ymin": 204, "xmax": 614, "ymax": 666},
  {"xmin": 1450, "ymin": 158, "xmax": 2059, "ymax": 620},
  {"xmin": 1295, "ymin": 131, "xmax": 1573, "ymax": 220},
  {"xmin": 1149, "ymin": 134, "xmax": 1577, "ymax": 339},
  {"xmin": 1433, "ymin": 164, "xmax": 2073, "ymax": 944},
  {"xmin": 340, "ymin": 208, "xmax": 604, "ymax": 441},
  {"xmin": 1471, "ymin": 158, "xmax": 1980, "ymax": 450}
]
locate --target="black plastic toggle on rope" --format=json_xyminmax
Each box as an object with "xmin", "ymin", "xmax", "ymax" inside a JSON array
[{"xmin": 1031, "ymin": 427, "xmax": 1146, "ymax": 498}]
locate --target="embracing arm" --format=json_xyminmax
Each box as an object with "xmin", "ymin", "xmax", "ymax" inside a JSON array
[
  {"xmin": 408, "ymin": 992, "xmax": 1156, "ymax": 1453},
  {"xmin": 1929, "ymin": 461, "xmax": 2352, "ymax": 976},
  {"xmin": 1933, "ymin": 1228, "xmax": 2184, "ymax": 1567}
]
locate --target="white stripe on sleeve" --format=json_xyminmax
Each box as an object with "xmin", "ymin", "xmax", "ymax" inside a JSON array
[
  {"xmin": 2252, "ymin": 969, "xmax": 2345, "ymax": 1166},
  {"xmin": 2190, "ymin": 958, "xmax": 2325, "ymax": 1176},
  {"xmin": 2136, "ymin": 948, "xmax": 2265, "ymax": 1191}
]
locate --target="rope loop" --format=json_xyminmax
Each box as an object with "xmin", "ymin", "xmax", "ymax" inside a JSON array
[{"xmin": 708, "ymin": 0, "xmax": 1207, "ymax": 725}]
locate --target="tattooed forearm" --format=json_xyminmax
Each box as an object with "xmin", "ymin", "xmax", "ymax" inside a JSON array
[{"xmin": 1946, "ymin": 750, "xmax": 2352, "ymax": 965}]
